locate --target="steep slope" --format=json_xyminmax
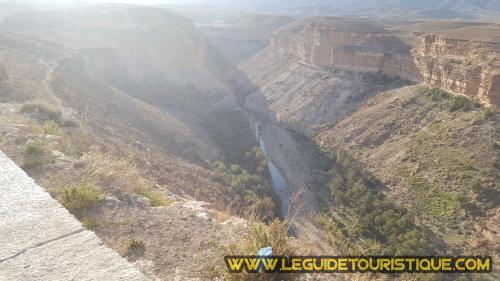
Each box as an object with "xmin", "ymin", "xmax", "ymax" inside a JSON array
[{"xmin": 317, "ymin": 84, "xmax": 499, "ymax": 264}]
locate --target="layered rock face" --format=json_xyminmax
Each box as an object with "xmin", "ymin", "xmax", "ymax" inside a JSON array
[
  {"xmin": 270, "ymin": 18, "xmax": 423, "ymax": 82},
  {"xmin": 413, "ymin": 34, "xmax": 500, "ymax": 109},
  {"xmin": 269, "ymin": 17, "xmax": 500, "ymax": 109}
]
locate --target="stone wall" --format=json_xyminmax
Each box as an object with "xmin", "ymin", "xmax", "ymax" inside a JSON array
[{"xmin": 0, "ymin": 151, "xmax": 149, "ymax": 281}]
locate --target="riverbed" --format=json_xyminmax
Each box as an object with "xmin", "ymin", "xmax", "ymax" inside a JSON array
[{"xmin": 255, "ymin": 122, "xmax": 289, "ymax": 217}]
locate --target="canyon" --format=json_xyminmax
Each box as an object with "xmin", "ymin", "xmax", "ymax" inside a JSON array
[{"xmin": 0, "ymin": 3, "xmax": 498, "ymax": 281}]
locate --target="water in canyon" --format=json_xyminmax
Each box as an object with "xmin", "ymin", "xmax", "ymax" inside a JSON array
[{"xmin": 255, "ymin": 122, "xmax": 289, "ymax": 217}]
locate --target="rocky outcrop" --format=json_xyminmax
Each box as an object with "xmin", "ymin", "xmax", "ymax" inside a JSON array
[
  {"xmin": 270, "ymin": 18, "xmax": 423, "ymax": 82},
  {"xmin": 413, "ymin": 34, "xmax": 500, "ymax": 109}
]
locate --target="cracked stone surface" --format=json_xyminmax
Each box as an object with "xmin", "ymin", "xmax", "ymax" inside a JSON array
[{"xmin": 0, "ymin": 151, "xmax": 149, "ymax": 280}]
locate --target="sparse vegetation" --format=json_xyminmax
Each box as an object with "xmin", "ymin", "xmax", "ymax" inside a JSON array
[
  {"xmin": 58, "ymin": 182, "xmax": 103, "ymax": 216},
  {"xmin": 20, "ymin": 102, "xmax": 63, "ymax": 124},
  {"xmin": 20, "ymin": 102, "xmax": 79, "ymax": 128},
  {"xmin": 318, "ymin": 149, "xmax": 438, "ymax": 255},
  {"xmin": 21, "ymin": 139, "xmax": 47, "ymax": 169},
  {"xmin": 135, "ymin": 187, "xmax": 172, "ymax": 207},
  {"xmin": 403, "ymin": 117, "xmax": 498, "ymax": 225},
  {"xmin": 226, "ymin": 219, "xmax": 296, "ymax": 281},
  {"xmin": 33, "ymin": 120, "xmax": 63, "ymax": 136},
  {"xmin": 81, "ymin": 152, "xmax": 141, "ymax": 192}
]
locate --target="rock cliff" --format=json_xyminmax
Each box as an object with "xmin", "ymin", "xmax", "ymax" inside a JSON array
[
  {"xmin": 270, "ymin": 18, "xmax": 423, "ymax": 82},
  {"xmin": 413, "ymin": 34, "xmax": 500, "ymax": 110},
  {"xmin": 269, "ymin": 17, "xmax": 500, "ymax": 109}
]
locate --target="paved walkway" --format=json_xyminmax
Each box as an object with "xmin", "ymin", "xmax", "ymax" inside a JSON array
[{"xmin": 0, "ymin": 151, "xmax": 149, "ymax": 281}]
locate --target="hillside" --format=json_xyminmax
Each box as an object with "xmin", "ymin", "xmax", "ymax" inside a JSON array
[
  {"xmin": 317, "ymin": 85, "xmax": 499, "ymax": 259},
  {"xmin": 0, "ymin": 5, "xmax": 292, "ymax": 279}
]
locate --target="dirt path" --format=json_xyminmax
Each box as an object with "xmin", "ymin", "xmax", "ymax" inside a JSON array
[{"xmin": 38, "ymin": 57, "xmax": 77, "ymax": 117}]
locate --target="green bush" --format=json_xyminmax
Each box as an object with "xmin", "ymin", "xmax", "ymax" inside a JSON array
[
  {"xmin": 21, "ymin": 139, "xmax": 47, "ymax": 169},
  {"xmin": 82, "ymin": 217, "xmax": 101, "ymax": 230},
  {"xmin": 207, "ymin": 160, "xmax": 279, "ymax": 220},
  {"xmin": 422, "ymin": 88, "xmax": 476, "ymax": 111},
  {"xmin": 428, "ymin": 88, "xmax": 451, "ymax": 101},
  {"xmin": 480, "ymin": 108, "xmax": 493, "ymax": 119},
  {"xmin": 244, "ymin": 146, "xmax": 268, "ymax": 176},
  {"xmin": 135, "ymin": 187, "xmax": 172, "ymax": 207},
  {"xmin": 448, "ymin": 95, "xmax": 474, "ymax": 111},
  {"xmin": 59, "ymin": 182, "xmax": 102, "ymax": 215}
]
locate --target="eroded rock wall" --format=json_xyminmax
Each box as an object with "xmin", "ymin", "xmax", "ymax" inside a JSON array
[
  {"xmin": 413, "ymin": 34, "xmax": 500, "ymax": 109},
  {"xmin": 270, "ymin": 20, "xmax": 423, "ymax": 82},
  {"xmin": 270, "ymin": 18, "xmax": 500, "ymax": 109}
]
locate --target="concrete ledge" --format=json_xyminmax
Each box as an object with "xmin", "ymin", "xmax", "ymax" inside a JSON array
[{"xmin": 0, "ymin": 151, "xmax": 149, "ymax": 280}]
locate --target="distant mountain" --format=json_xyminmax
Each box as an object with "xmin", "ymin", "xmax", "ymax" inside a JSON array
[{"xmin": 160, "ymin": 0, "xmax": 500, "ymax": 20}]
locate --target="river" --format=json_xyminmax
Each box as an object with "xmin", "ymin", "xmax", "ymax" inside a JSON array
[{"xmin": 255, "ymin": 122, "xmax": 289, "ymax": 217}]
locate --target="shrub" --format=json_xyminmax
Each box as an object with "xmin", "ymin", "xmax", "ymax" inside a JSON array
[
  {"xmin": 448, "ymin": 95, "xmax": 474, "ymax": 111},
  {"xmin": 135, "ymin": 187, "xmax": 172, "ymax": 207},
  {"xmin": 480, "ymin": 108, "xmax": 493, "ymax": 119},
  {"xmin": 21, "ymin": 139, "xmax": 47, "ymax": 169},
  {"xmin": 428, "ymin": 88, "xmax": 451, "ymax": 101},
  {"xmin": 20, "ymin": 102, "xmax": 63, "ymax": 124},
  {"xmin": 82, "ymin": 217, "xmax": 101, "ymax": 230},
  {"xmin": 40, "ymin": 120, "xmax": 63, "ymax": 135},
  {"xmin": 423, "ymin": 88, "xmax": 477, "ymax": 111},
  {"xmin": 226, "ymin": 219, "xmax": 296, "ymax": 281},
  {"xmin": 62, "ymin": 118, "xmax": 80, "ymax": 128},
  {"xmin": 59, "ymin": 182, "xmax": 102, "ymax": 215},
  {"xmin": 207, "ymin": 160, "xmax": 279, "ymax": 220},
  {"xmin": 120, "ymin": 238, "xmax": 145, "ymax": 257}
]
